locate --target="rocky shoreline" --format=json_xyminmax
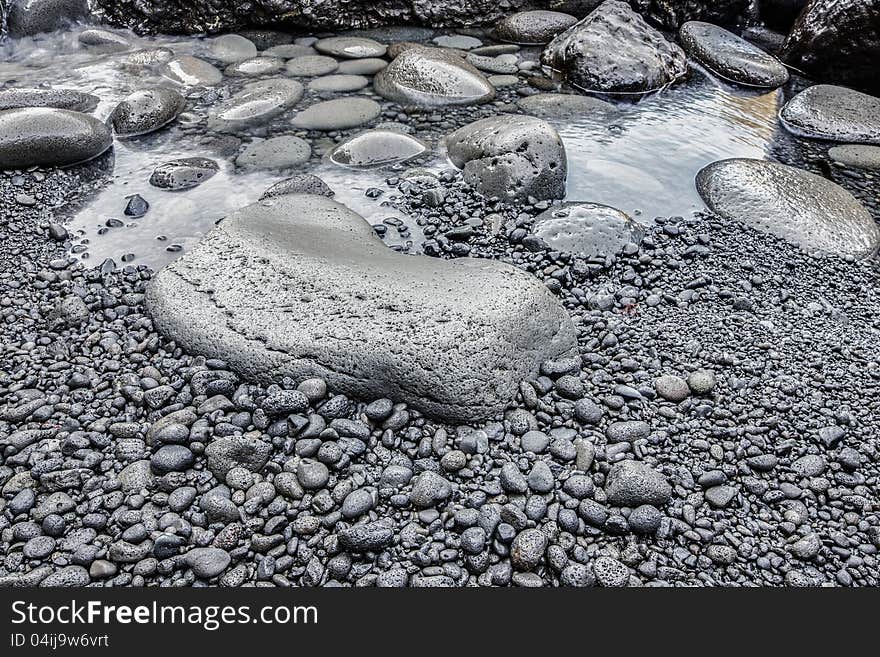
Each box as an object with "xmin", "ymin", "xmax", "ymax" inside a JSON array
[{"xmin": 2, "ymin": 1, "xmax": 880, "ymax": 588}]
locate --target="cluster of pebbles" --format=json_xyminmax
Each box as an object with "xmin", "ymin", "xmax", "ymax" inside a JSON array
[{"xmin": 2, "ymin": 1, "xmax": 880, "ymax": 588}]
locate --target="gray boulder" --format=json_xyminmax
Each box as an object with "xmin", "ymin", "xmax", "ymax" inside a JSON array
[
  {"xmin": 329, "ymin": 129, "xmax": 428, "ymax": 167},
  {"xmin": 0, "ymin": 87, "xmax": 98, "ymax": 112},
  {"xmin": 290, "ymin": 97, "xmax": 381, "ymax": 131},
  {"xmin": 110, "ymin": 87, "xmax": 186, "ymax": 136},
  {"xmin": 530, "ymin": 202, "xmax": 642, "ymax": 259},
  {"xmin": 494, "ymin": 10, "xmax": 579, "ymax": 45},
  {"xmin": 374, "ymin": 47, "xmax": 495, "ymax": 107},
  {"xmin": 149, "ymin": 157, "xmax": 218, "ymax": 190},
  {"xmin": 208, "ymin": 79, "xmax": 303, "ymax": 132},
  {"xmin": 679, "ymin": 21, "xmax": 789, "ymax": 88},
  {"xmin": 144, "ymin": 194, "xmax": 577, "ymax": 422},
  {"xmin": 605, "ymin": 459, "xmax": 672, "ymax": 506},
  {"xmin": 446, "ymin": 114, "xmax": 567, "ymax": 201},
  {"xmin": 780, "ymin": 85, "xmax": 880, "ymax": 144},
  {"xmin": 696, "ymin": 158, "xmax": 880, "ymax": 259},
  {"xmin": 541, "ymin": 0, "xmax": 688, "ymax": 93},
  {"xmin": 780, "ymin": 0, "xmax": 880, "ymax": 94},
  {"xmin": 160, "ymin": 55, "xmax": 223, "ymax": 86},
  {"xmin": 0, "ymin": 108, "xmax": 112, "ymax": 168},
  {"xmin": 7, "ymin": 0, "xmax": 89, "ymax": 37}
]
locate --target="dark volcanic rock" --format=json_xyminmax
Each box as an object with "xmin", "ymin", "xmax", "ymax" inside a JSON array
[
  {"xmin": 145, "ymin": 194, "xmax": 577, "ymax": 422},
  {"xmin": 542, "ymin": 1, "xmax": 687, "ymax": 93},
  {"xmin": 757, "ymin": 0, "xmax": 809, "ymax": 31},
  {"xmin": 629, "ymin": 0, "xmax": 750, "ymax": 29},
  {"xmin": 446, "ymin": 114, "xmax": 567, "ymax": 201},
  {"xmin": 494, "ymin": 10, "xmax": 579, "ymax": 45},
  {"xmin": 679, "ymin": 21, "xmax": 789, "ymax": 88},
  {"xmin": 780, "ymin": 0, "xmax": 880, "ymax": 94},
  {"xmin": 110, "ymin": 88, "xmax": 186, "ymax": 137},
  {"xmin": 780, "ymin": 84, "xmax": 880, "ymax": 144},
  {"xmin": 7, "ymin": 0, "xmax": 89, "ymax": 37},
  {"xmin": 149, "ymin": 157, "xmax": 219, "ymax": 190},
  {"xmin": 0, "ymin": 108, "xmax": 112, "ymax": 168},
  {"xmin": 696, "ymin": 158, "xmax": 880, "ymax": 259}
]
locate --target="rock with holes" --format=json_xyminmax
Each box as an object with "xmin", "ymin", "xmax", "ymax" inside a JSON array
[
  {"xmin": 145, "ymin": 194, "xmax": 577, "ymax": 422},
  {"xmin": 780, "ymin": 85, "xmax": 880, "ymax": 144},
  {"xmin": 0, "ymin": 88, "xmax": 98, "ymax": 113},
  {"xmin": 696, "ymin": 158, "xmax": 880, "ymax": 259},
  {"xmin": 541, "ymin": 0, "xmax": 687, "ymax": 93},
  {"xmin": 110, "ymin": 88, "xmax": 186, "ymax": 136},
  {"xmin": 6, "ymin": 0, "xmax": 89, "ymax": 37},
  {"xmin": 446, "ymin": 115, "xmax": 567, "ymax": 201},
  {"xmin": 531, "ymin": 202, "xmax": 642, "ymax": 259},
  {"xmin": 680, "ymin": 21, "xmax": 789, "ymax": 88},
  {"xmin": 374, "ymin": 47, "xmax": 495, "ymax": 107}
]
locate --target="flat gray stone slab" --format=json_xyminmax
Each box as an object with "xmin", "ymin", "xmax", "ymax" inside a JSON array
[
  {"xmin": 680, "ymin": 21, "xmax": 789, "ymax": 88},
  {"xmin": 780, "ymin": 84, "xmax": 880, "ymax": 144},
  {"xmin": 0, "ymin": 107, "xmax": 112, "ymax": 168},
  {"xmin": 375, "ymin": 47, "xmax": 495, "ymax": 107},
  {"xmin": 697, "ymin": 158, "xmax": 880, "ymax": 259},
  {"xmin": 145, "ymin": 194, "xmax": 577, "ymax": 422}
]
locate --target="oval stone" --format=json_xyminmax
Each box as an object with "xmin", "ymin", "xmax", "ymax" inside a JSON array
[
  {"xmin": 161, "ymin": 56, "xmax": 223, "ymax": 87},
  {"xmin": 314, "ymin": 36, "xmax": 387, "ymax": 59},
  {"xmin": 0, "ymin": 108, "xmax": 112, "ymax": 168},
  {"xmin": 495, "ymin": 10, "xmax": 579, "ymax": 45},
  {"xmin": 531, "ymin": 202, "xmax": 643, "ymax": 259},
  {"xmin": 110, "ymin": 88, "xmax": 186, "ymax": 137},
  {"xmin": 209, "ymin": 79, "xmax": 303, "ymax": 132},
  {"xmin": 329, "ymin": 129, "xmax": 428, "ymax": 167},
  {"xmin": 290, "ymin": 97, "xmax": 381, "ymax": 131},
  {"xmin": 0, "ymin": 88, "xmax": 98, "ymax": 113},
  {"xmin": 780, "ymin": 84, "xmax": 880, "ymax": 144}
]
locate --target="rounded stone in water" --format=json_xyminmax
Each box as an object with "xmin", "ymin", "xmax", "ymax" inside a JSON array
[
  {"xmin": 0, "ymin": 88, "xmax": 98, "ymax": 113},
  {"xmin": 149, "ymin": 158, "xmax": 219, "ymax": 191},
  {"xmin": 337, "ymin": 58, "xmax": 388, "ymax": 75},
  {"xmin": 0, "ymin": 108, "xmax": 112, "ymax": 168},
  {"xmin": 308, "ymin": 75, "xmax": 370, "ymax": 92},
  {"xmin": 235, "ymin": 135, "xmax": 311, "ymax": 170},
  {"xmin": 124, "ymin": 48, "xmax": 175, "ymax": 67},
  {"xmin": 78, "ymin": 28, "xmax": 132, "ymax": 52},
  {"xmin": 828, "ymin": 144, "xmax": 880, "ymax": 171},
  {"xmin": 494, "ymin": 10, "xmax": 579, "ymax": 45},
  {"xmin": 374, "ymin": 47, "xmax": 495, "ymax": 107},
  {"xmin": 209, "ymin": 79, "xmax": 304, "ymax": 132},
  {"xmin": 679, "ymin": 21, "xmax": 789, "ymax": 88},
  {"xmin": 209, "ymin": 34, "xmax": 258, "ymax": 64},
  {"xmin": 262, "ymin": 44, "xmax": 316, "ymax": 59},
  {"xmin": 225, "ymin": 57, "xmax": 285, "ymax": 77},
  {"xmin": 516, "ymin": 92, "xmax": 614, "ymax": 119},
  {"xmin": 260, "ymin": 174, "xmax": 334, "ymax": 199},
  {"xmin": 6, "ymin": 0, "xmax": 89, "ymax": 37},
  {"xmin": 531, "ymin": 202, "xmax": 642, "ymax": 259},
  {"xmin": 285, "ymin": 55, "xmax": 339, "ymax": 77},
  {"xmin": 110, "ymin": 88, "xmax": 186, "ymax": 137},
  {"xmin": 161, "ymin": 56, "xmax": 223, "ymax": 87},
  {"xmin": 291, "ymin": 97, "xmax": 381, "ymax": 131},
  {"xmin": 696, "ymin": 158, "xmax": 880, "ymax": 259},
  {"xmin": 780, "ymin": 84, "xmax": 880, "ymax": 144},
  {"xmin": 314, "ymin": 37, "xmax": 387, "ymax": 59},
  {"xmin": 329, "ymin": 129, "xmax": 429, "ymax": 167}
]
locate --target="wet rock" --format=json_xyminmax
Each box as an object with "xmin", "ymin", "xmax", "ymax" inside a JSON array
[
  {"xmin": 78, "ymin": 28, "xmax": 131, "ymax": 51},
  {"xmin": 149, "ymin": 157, "xmax": 219, "ymax": 190},
  {"xmin": 680, "ymin": 21, "xmax": 789, "ymax": 88},
  {"xmin": 263, "ymin": 44, "xmax": 315, "ymax": 59},
  {"xmin": 7, "ymin": 0, "xmax": 89, "ymax": 37},
  {"xmin": 308, "ymin": 74, "xmax": 370, "ymax": 92},
  {"xmin": 374, "ymin": 47, "xmax": 495, "ymax": 107},
  {"xmin": 780, "ymin": 84, "xmax": 880, "ymax": 144},
  {"xmin": 696, "ymin": 158, "xmax": 880, "ymax": 258},
  {"xmin": 124, "ymin": 194, "xmax": 150, "ymax": 217},
  {"xmin": 290, "ymin": 97, "xmax": 381, "ymax": 131},
  {"xmin": 530, "ymin": 202, "xmax": 641, "ymax": 258},
  {"xmin": 780, "ymin": 0, "xmax": 880, "ymax": 94},
  {"xmin": 758, "ymin": 0, "xmax": 809, "ymax": 32},
  {"xmin": 145, "ymin": 194, "xmax": 577, "ymax": 422},
  {"xmin": 314, "ymin": 36, "xmax": 387, "ymax": 58},
  {"xmin": 329, "ymin": 129, "xmax": 428, "ymax": 167},
  {"xmin": 0, "ymin": 108, "xmax": 112, "ymax": 168},
  {"xmin": 654, "ymin": 375, "xmax": 690, "ymax": 402},
  {"xmin": 828, "ymin": 144, "xmax": 880, "ymax": 170},
  {"xmin": 260, "ymin": 173, "xmax": 334, "ymax": 199},
  {"xmin": 631, "ymin": 0, "xmax": 750, "ymax": 29},
  {"xmin": 209, "ymin": 34, "xmax": 258, "ymax": 63},
  {"xmin": 541, "ymin": 1, "xmax": 687, "ymax": 93},
  {"xmin": 285, "ymin": 55, "xmax": 339, "ymax": 77},
  {"xmin": 161, "ymin": 56, "xmax": 223, "ymax": 86},
  {"xmin": 446, "ymin": 114, "xmax": 567, "ymax": 201},
  {"xmin": 605, "ymin": 460, "xmax": 672, "ymax": 506},
  {"xmin": 337, "ymin": 58, "xmax": 387, "ymax": 75},
  {"xmin": 124, "ymin": 47, "xmax": 175, "ymax": 67},
  {"xmin": 209, "ymin": 79, "xmax": 304, "ymax": 132},
  {"xmin": 0, "ymin": 87, "xmax": 98, "ymax": 112},
  {"xmin": 516, "ymin": 92, "xmax": 614, "ymax": 119},
  {"xmin": 495, "ymin": 10, "xmax": 578, "ymax": 45},
  {"xmin": 225, "ymin": 56, "xmax": 285, "ymax": 77},
  {"xmin": 110, "ymin": 88, "xmax": 186, "ymax": 137},
  {"xmin": 338, "ymin": 521, "xmax": 393, "ymax": 551},
  {"xmin": 235, "ymin": 135, "xmax": 311, "ymax": 170}
]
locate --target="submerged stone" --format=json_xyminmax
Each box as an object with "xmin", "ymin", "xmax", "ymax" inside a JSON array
[
  {"xmin": 446, "ymin": 114, "xmax": 567, "ymax": 201},
  {"xmin": 285, "ymin": 55, "xmax": 339, "ymax": 77},
  {"xmin": 374, "ymin": 47, "xmax": 495, "ymax": 107},
  {"xmin": 0, "ymin": 88, "xmax": 98, "ymax": 113},
  {"xmin": 225, "ymin": 56, "xmax": 285, "ymax": 77},
  {"xmin": 531, "ymin": 202, "xmax": 642, "ymax": 259},
  {"xmin": 0, "ymin": 108, "xmax": 112, "ymax": 168},
  {"xmin": 235, "ymin": 135, "xmax": 311, "ymax": 170},
  {"xmin": 208, "ymin": 79, "xmax": 303, "ymax": 132},
  {"xmin": 209, "ymin": 34, "xmax": 258, "ymax": 64},
  {"xmin": 161, "ymin": 56, "xmax": 223, "ymax": 87},
  {"xmin": 260, "ymin": 174, "xmax": 334, "ymax": 199},
  {"xmin": 290, "ymin": 97, "xmax": 381, "ymax": 131},
  {"xmin": 516, "ymin": 92, "xmax": 614, "ymax": 119},
  {"xmin": 329, "ymin": 129, "xmax": 428, "ymax": 167},
  {"xmin": 780, "ymin": 85, "xmax": 880, "ymax": 144},
  {"xmin": 149, "ymin": 157, "xmax": 219, "ymax": 190},
  {"xmin": 145, "ymin": 194, "xmax": 577, "ymax": 422},
  {"xmin": 696, "ymin": 158, "xmax": 880, "ymax": 259},
  {"xmin": 541, "ymin": 0, "xmax": 687, "ymax": 93},
  {"xmin": 314, "ymin": 36, "xmax": 387, "ymax": 59},
  {"xmin": 679, "ymin": 21, "xmax": 789, "ymax": 88}
]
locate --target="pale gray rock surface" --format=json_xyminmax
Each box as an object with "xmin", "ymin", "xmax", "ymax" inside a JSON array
[
  {"xmin": 145, "ymin": 194, "xmax": 577, "ymax": 421},
  {"xmin": 0, "ymin": 108, "xmax": 112, "ymax": 168},
  {"xmin": 780, "ymin": 85, "xmax": 880, "ymax": 144}
]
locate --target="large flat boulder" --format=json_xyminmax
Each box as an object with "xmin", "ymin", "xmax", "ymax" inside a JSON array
[
  {"xmin": 541, "ymin": 0, "xmax": 687, "ymax": 93},
  {"xmin": 145, "ymin": 194, "xmax": 577, "ymax": 422}
]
